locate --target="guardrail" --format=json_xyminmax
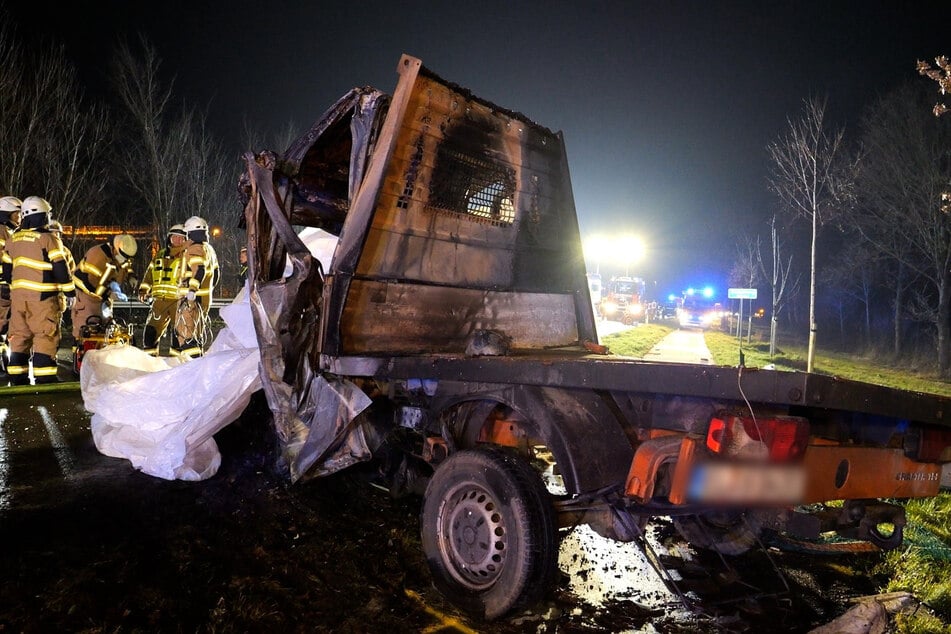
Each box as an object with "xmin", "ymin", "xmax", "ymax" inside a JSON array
[{"xmin": 108, "ymin": 299, "xmax": 232, "ymax": 327}]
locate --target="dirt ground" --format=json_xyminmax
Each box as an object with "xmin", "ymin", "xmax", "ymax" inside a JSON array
[{"xmin": 0, "ymin": 391, "xmax": 923, "ymax": 633}]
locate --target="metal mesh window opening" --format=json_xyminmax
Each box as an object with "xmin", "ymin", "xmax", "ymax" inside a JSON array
[{"xmin": 427, "ymin": 150, "xmax": 516, "ymax": 226}]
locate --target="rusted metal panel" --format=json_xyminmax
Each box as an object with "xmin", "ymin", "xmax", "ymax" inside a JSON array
[
  {"xmin": 341, "ymin": 280, "xmax": 578, "ymax": 353},
  {"xmin": 368, "ymin": 354, "xmax": 951, "ymax": 427},
  {"xmin": 332, "ymin": 57, "xmax": 591, "ymax": 356}
]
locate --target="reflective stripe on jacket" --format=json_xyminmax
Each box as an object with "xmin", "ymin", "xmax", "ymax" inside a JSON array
[
  {"xmin": 140, "ymin": 246, "xmax": 184, "ymax": 299},
  {"xmin": 73, "ymin": 243, "xmax": 131, "ymax": 298},
  {"xmin": 2, "ymin": 229, "xmax": 74, "ymax": 299},
  {"xmin": 179, "ymin": 242, "xmax": 219, "ymax": 297}
]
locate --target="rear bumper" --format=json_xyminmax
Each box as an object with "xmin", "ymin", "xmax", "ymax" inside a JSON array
[{"xmin": 625, "ymin": 435, "xmax": 942, "ymax": 506}]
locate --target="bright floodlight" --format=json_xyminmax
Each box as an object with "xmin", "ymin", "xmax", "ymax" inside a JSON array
[
  {"xmin": 702, "ymin": 286, "xmax": 714, "ymax": 298},
  {"xmin": 617, "ymin": 236, "xmax": 645, "ymax": 264}
]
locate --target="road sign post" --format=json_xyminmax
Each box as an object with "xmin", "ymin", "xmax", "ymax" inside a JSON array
[{"xmin": 728, "ymin": 289, "xmax": 757, "ymax": 341}]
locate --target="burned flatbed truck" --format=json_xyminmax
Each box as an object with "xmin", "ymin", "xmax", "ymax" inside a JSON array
[{"xmin": 239, "ymin": 54, "xmax": 951, "ymax": 620}]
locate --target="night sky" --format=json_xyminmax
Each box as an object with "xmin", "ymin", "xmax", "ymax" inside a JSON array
[{"xmin": 6, "ymin": 0, "xmax": 950, "ymax": 298}]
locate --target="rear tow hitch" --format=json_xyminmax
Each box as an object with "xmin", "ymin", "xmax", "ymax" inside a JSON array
[{"xmin": 838, "ymin": 500, "xmax": 906, "ymax": 551}]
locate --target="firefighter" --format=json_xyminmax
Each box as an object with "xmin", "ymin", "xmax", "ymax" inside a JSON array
[
  {"xmin": 0, "ymin": 196, "xmax": 74, "ymax": 385},
  {"xmin": 48, "ymin": 220, "xmax": 76, "ymax": 274},
  {"xmin": 238, "ymin": 246, "xmax": 248, "ymax": 289},
  {"xmin": 48, "ymin": 220, "xmax": 77, "ymax": 330},
  {"xmin": 174, "ymin": 216, "xmax": 219, "ymax": 358},
  {"xmin": 138, "ymin": 224, "xmax": 187, "ymax": 355},
  {"xmin": 71, "ymin": 233, "xmax": 138, "ymax": 342},
  {"xmin": 0, "ymin": 196, "xmax": 22, "ymax": 374}
]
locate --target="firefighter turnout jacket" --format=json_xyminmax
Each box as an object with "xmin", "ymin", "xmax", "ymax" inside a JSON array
[
  {"xmin": 0, "ymin": 220, "xmax": 15, "ymax": 336},
  {"xmin": 1, "ymin": 228, "xmax": 74, "ymax": 299},
  {"xmin": 140, "ymin": 244, "xmax": 185, "ymax": 300},
  {"xmin": 73, "ymin": 243, "xmax": 134, "ymax": 300},
  {"xmin": 174, "ymin": 240, "xmax": 218, "ymax": 358},
  {"xmin": 180, "ymin": 241, "xmax": 219, "ymax": 299},
  {"xmin": 1, "ymin": 227, "xmax": 75, "ymax": 383},
  {"xmin": 138, "ymin": 242, "xmax": 186, "ymax": 355}
]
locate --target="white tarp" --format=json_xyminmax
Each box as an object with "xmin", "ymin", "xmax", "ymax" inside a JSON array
[
  {"xmin": 81, "ymin": 288, "xmax": 262, "ymax": 481},
  {"xmin": 81, "ymin": 227, "xmax": 341, "ymax": 482}
]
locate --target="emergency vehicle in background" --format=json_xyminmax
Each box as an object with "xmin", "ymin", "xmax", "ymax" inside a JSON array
[
  {"xmin": 677, "ymin": 291, "xmax": 723, "ymax": 329},
  {"xmin": 585, "ymin": 273, "xmax": 602, "ymax": 316},
  {"xmin": 598, "ymin": 275, "xmax": 647, "ymax": 324}
]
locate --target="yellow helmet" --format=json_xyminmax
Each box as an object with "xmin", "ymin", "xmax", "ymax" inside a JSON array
[
  {"xmin": 49, "ymin": 219, "xmax": 64, "ymax": 233},
  {"xmin": 113, "ymin": 234, "xmax": 138, "ymax": 259}
]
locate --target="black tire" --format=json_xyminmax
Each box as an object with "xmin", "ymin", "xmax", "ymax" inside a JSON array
[
  {"xmin": 672, "ymin": 510, "xmax": 765, "ymax": 556},
  {"xmin": 420, "ymin": 446, "xmax": 558, "ymax": 621}
]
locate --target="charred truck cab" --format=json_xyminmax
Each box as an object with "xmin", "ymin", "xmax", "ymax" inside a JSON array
[{"xmin": 239, "ymin": 55, "xmax": 951, "ymax": 621}]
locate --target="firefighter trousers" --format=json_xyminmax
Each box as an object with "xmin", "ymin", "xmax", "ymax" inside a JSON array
[
  {"xmin": 174, "ymin": 295, "xmax": 210, "ymax": 358},
  {"xmin": 0, "ymin": 293, "xmax": 10, "ymax": 336},
  {"xmin": 7, "ymin": 295, "xmax": 62, "ymax": 384},
  {"xmin": 72, "ymin": 291, "xmax": 104, "ymax": 341},
  {"xmin": 142, "ymin": 296, "xmax": 178, "ymax": 355}
]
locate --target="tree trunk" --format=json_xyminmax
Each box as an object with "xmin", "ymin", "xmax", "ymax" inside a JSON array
[
  {"xmin": 807, "ymin": 210, "xmax": 817, "ymax": 372},
  {"xmin": 939, "ymin": 280, "xmax": 951, "ymax": 378},
  {"xmin": 892, "ymin": 263, "xmax": 903, "ymax": 358}
]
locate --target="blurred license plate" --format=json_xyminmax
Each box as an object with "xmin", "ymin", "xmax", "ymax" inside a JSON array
[{"xmin": 688, "ymin": 463, "xmax": 805, "ymax": 504}]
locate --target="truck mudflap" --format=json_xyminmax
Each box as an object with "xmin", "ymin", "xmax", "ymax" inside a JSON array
[{"xmin": 626, "ymin": 435, "xmax": 943, "ymax": 506}]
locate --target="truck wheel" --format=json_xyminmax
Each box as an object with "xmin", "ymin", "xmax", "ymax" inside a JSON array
[
  {"xmin": 672, "ymin": 510, "xmax": 764, "ymax": 556},
  {"xmin": 420, "ymin": 446, "xmax": 557, "ymax": 621}
]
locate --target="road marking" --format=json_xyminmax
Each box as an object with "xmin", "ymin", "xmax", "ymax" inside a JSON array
[
  {"xmin": 38, "ymin": 406, "xmax": 76, "ymax": 480},
  {"xmin": 0, "ymin": 409, "xmax": 8, "ymax": 510}
]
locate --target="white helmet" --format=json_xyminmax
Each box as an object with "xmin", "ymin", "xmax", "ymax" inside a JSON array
[
  {"xmin": 183, "ymin": 216, "xmax": 208, "ymax": 233},
  {"xmin": 20, "ymin": 196, "xmax": 52, "ymax": 218},
  {"xmin": 113, "ymin": 234, "xmax": 138, "ymax": 259},
  {"xmin": 184, "ymin": 215, "xmax": 209, "ymax": 242},
  {"xmin": 0, "ymin": 196, "xmax": 22, "ymax": 213},
  {"xmin": 168, "ymin": 223, "xmax": 186, "ymax": 238}
]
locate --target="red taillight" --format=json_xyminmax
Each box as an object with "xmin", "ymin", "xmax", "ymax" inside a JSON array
[{"xmin": 706, "ymin": 414, "xmax": 810, "ymax": 462}]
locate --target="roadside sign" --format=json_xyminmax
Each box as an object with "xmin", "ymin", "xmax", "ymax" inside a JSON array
[{"xmin": 728, "ymin": 288, "xmax": 757, "ymax": 300}]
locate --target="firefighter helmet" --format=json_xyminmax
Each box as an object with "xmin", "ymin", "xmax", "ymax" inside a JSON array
[
  {"xmin": 19, "ymin": 196, "xmax": 52, "ymax": 229},
  {"xmin": 184, "ymin": 215, "xmax": 209, "ymax": 242},
  {"xmin": 49, "ymin": 220, "xmax": 64, "ymax": 234},
  {"xmin": 183, "ymin": 216, "xmax": 208, "ymax": 232},
  {"xmin": 20, "ymin": 196, "xmax": 52, "ymax": 217},
  {"xmin": 168, "ymin": 223, "xmax": 186, "ymax": 238},
  {"xmin": 0, "ymin": 196, "xmax": 22, "ymax": 213},
  {"xmin": 113, "ymin": 234, "xmax": 138, "ymax": 260}
]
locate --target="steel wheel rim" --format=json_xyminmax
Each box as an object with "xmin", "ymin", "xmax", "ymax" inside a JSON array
[{"xmin": 438, "ymin": 482, "xmax": 507, "ymax": 589}]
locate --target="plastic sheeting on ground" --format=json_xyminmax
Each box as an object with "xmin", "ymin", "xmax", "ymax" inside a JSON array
[{"xmin": 81, "ymin": 289, "xmax": 262, "ymax": 481}]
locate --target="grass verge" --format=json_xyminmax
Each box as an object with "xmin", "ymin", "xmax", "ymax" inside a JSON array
[
  {"xmin": 600, "ymin": 322, "xmax": 674, "ymax": 358},
  {"xmin": 703, "ymin": 330, "xmax": 951, "ymax": 398}
]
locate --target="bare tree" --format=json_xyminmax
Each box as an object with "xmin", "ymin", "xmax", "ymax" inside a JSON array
[
  {"xmin": 757, "ymin": 214, "xmax": 800, "ymax": 357},
  {"xmin": 851, "ymin": 83, "xmax": 951, "ymax": 375},
  {"xmin": 242, "ymin": 116, "xmax": 303, "ymax": 156},
  {"xmin": 729, "ymin": 235, "xmax": 761, "ymax": 341},
  {"xmin": 0, "ymin": 21, "xmax": 111, "ymax": 243},
  {"xmin": 111, "ymin": 36, "xmax": 243, "ymax": 294},
  {"xmin": 767, "ymin": 96, "xmax": 846, "ymax": 372},
  {"xmin": 110, "ymin": 36, "xmax": 188, "ymax": 234},
  {"xmin": 820, "ymin": 238, "xmax": 878, "ymax": 348}
]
